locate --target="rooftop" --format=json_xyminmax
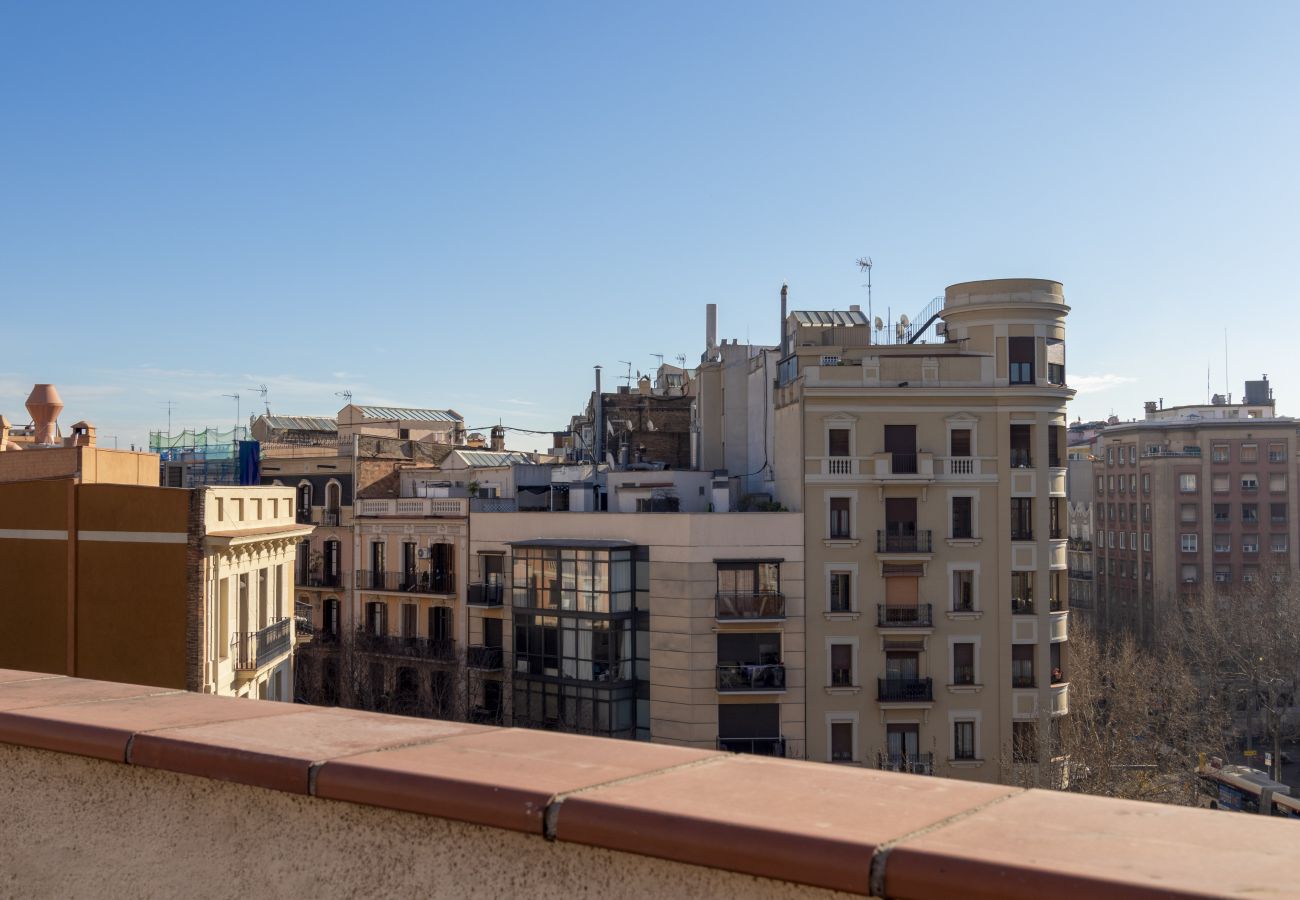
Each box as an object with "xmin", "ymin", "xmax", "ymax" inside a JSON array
[
  {"xmin": 259, "ymin": 415, "xmax": 337, "ymax": 432},
  {"xmin": 350, "ymin": 405, "xmax": 462, "ymax": 423},
  {"xmin": 1, "ymin": 669, "xmax": 1294, "ymax": 899},
  {"xmin": 790, "ymin": 309, "xmax": 871, "ymax": 327}
]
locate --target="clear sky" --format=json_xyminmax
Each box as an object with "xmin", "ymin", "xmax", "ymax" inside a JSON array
[{"xmin": 2, "ymin": 2, "xmax": 1297, "ymax": 452}]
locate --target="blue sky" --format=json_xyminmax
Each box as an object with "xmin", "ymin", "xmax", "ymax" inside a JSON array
[{"xmin": 2, "ymin": 2, "xmax": 1297, "ymax": 452}]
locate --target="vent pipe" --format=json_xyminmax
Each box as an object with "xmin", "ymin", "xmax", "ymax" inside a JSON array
[
  {"xmin": 779, "ymin": 283, "xmax": 788, "ymax": 356},
  {"xmin": 593, "ymin": 365, "xmax": 603, "ymax": 465},
  {"xmin": 26, "ymin": 384, "xmax": 63, "ymax": 445}
]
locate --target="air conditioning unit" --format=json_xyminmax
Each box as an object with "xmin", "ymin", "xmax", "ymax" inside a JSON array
[
  {"xmin": 416, "ymin": 548, "xmax": 430, "ymax": 559},
  {"xmin": 935, "ymin": 322, "xmax": 948, "ymax": 337}
]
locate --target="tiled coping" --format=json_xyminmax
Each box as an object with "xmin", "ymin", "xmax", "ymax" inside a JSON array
[{"xmin": 0, "ymin": 668, "xmax": 1295, "ymax": 899}]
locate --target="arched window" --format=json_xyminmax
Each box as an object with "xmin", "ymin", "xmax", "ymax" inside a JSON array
[
  {"xmin": 325, "ymin": 480, "xmax": 342, "ymax": 513},
  {"xmin": 296, "ymin": 482, "xmax": 313, "ymax": 522}
]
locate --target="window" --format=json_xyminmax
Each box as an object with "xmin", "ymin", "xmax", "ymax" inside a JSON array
[
  {"xmin": 953, "ymin": 643, "xmax": 975, "ymax": 685},
  {"xmin": 1119, "ymin": 532, "xmax": 1126, "ymax": 550},
  {"xmin": 1107, "ymin": 447, "xmax": 1115, "ymax": 466},
  {"xmin": 1241, "ymin": 474, "xmax": 1259, "ymax": 491},
  {"xmin": 1181, "ymin": 564, "xmax": 1199, "ymax": 584},
  {"xmin": 1129, "ymin": 445, "xmax": 1137, "ymax": 464},
  {"xmin": 1107, "ymin": 530, "xmax": 1114, "ymax": 549},
  {"xmin": 1011, "ymin": 498, "xmax": 1033, "ymax": 541},
  {"xmin": 1243, "ymin": 566, "xmax": 1259, "ymax": 583},
  {"xmin": 829, "ymin": 498, "xmax": 851, "ymax": 539},
  {"xmin": 1142, "ymin": 532, "xmax": 1151, "ymax": 551},
  {"xmin": 1214, "ymin": 534, "xmax": 1231, "ymax": 553},
  {"xmin": 1242, "ymin": 503, "xmax": 1258, "ymax": 524},
  {"xmin": 1118, "ymin": 475, "xmax": 1126, "ymax": 494},
  {"xmin": 952, "ymin": 570, "xmax": 975, "ymax": 612},
  {"xmin": 636, "ymin": 495, "xmax": 680, "ymax": 512},
  {"xmin": 1212, "ymin": 445, "xmax": 1230, "ymax": 463},
  {"xmin": 830, "ymin": 721, "xmax": 854, "ymax": 763},
  {"xmin": 1129, "ymin": 474, "xmax": 1137, "ymax": 493},
  {"xmin": 830, "ymin": 643, "xmax": 854, "ymax": 687},
  {"xmin": 1107, "ymin": 503, "xmax": 1115, "ymax": 521},
  {"xmin": 1011, "ymin": 571, "xmax": 1034, "ymax": 613},
  {"xmin": 1241, "ymin": 444, "xmax": 1258, "ymax": 463},
  {"xmin": 1272, "ymin": 534, "xmax": 1289, "ymax": 553},
  {"xmin": 1214, "ymin": 503, "xmax": 1230, "ymax": 522},
  {"xmin": 1108, "ymin": 475, "xmax": 1115, "ymax": 493},
  {"xmin": 1181, "ymin": 503, "xmax": 1197, "ymax": 523},
  {"xmin": 1050, "ymin": 498, "xmax": 1062, "ymax": 539},
  {"xmin": 1046, "ymin": 338, "xmax": 1065, "ymax": 385},
  {"xmin": 1268, "ymin": 443, "xmax": 1286, "ymax": 463},
  {"xmin": 1096, "ymin": 475, "xmax": 1104, "ymax": 494},
  {"xmin": 1013, "ymin": 722, "xmax": 1038, "ymax": 764},
  {"xmin": 367, "ymin": 601, "xmax": 387, "ymax": 637},
  {"xmin": 1012, "ymin": 645, "xmax": 1035, "ymax": 688},
  {"xmin": 1270, "ymin": 473, "xmax": 1287, "ymax": 493},
  {"xmin": 952, "ymin": 496, "xmax": 974, "ymax": 539},
  {"xmin": 401, "ymin": 603, "xmax": 418, "ymax": 639},
  {"xmin": 1142, "ymin": 473, "xmax": 1150, "ymax": 494},
  {"xmin": 950, "ymin": 428, "xmax": 972, "ymax": 457},
  {"xmin": 1214, "ymin": 566, "xmax": 1232, "ymax": 584},
  {"xmin": 829, "ymin": 571, "xmax": 853, "ymax": 612},
  {"xmin": 1180, "ymin": 474, "xmax": 1198, "ymax": 493},
  {"xmin": 1272, "ymin": 503, "xmax": 1287, "ymax": 524},
  {"xmin": 1213, "ymin": 474, "xmax": 1230, "ymax": 493},
  {"xmin": 1010, "ymin": 425, "xmax": 1033, "ymax": 468},
  {"xmin": 1143, "ymin": 503, "xmax": 1151, "ymax": 522},
  {"xmin": 1009, "ymin": 336, "xmax": 1035, "ymax": 384},
  {"xmin": 954, "ymin": 720, "xmax": 976, "ymax": 760},
  {"xmin": 1242, "ymin": 535, "xmax": 1260, "ymax": 554},
  {"xmin": 828, "ymin": 428, "xmax": 851, "ymax": 458},
  {"xmin": 1119, "ymin": 503, "xmax": 1128, "ymax": 523},
  {"xmin": 1181, "ymin": 533, "xmax": 1198, "ymax": 553}
]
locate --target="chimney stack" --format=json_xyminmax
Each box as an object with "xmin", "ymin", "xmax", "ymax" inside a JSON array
[
  {"xmin": 25, "ymin": 384, "xmax": 63, "ymax": 445},
  {"xmin": 706, "ymin": 303, "xmax": 717, "ymax": 352},
  {"xmin": 490, "ymin": 424, "xmax": 505, "ymax": 452},
  {"xmin": 779, "ymin": 283, "xmax": 788, "ymax": 356},
  {"xmin": 593, "ymin": 365, "xmax": 604, "ymax": 465}
]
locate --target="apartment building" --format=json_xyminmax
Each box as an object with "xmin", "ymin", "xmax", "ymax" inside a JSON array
[
  {"xmin": 467, "ymin": 511, "xmax": 805, "ymax": 751},
  {"xmin": 1091, "ymin": 380, "xmax": 1299, "ymax": 644},
  {"xmin": 0, "ymin": 385, "xmax": 308, "ymax": 697},
  {"xmin": 771, "ymin": 279, "xmax": 1073, "ymax": 780}
]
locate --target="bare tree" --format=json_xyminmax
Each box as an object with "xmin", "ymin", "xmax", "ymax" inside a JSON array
[
  {"xmin": 1176, "ymin": 565, "xmax": 1300, "ymax": 782},
  {"xmin": 1000, "ymin": 621, "xmax": 1230, "ymax": 805}
]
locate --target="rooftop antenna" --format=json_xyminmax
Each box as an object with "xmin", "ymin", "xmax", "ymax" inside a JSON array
[
  {"xmin": 651, "ymin": 353, "xmax": 664, "ymax": 369},
  {"xmin": 856, "ymin": 256, "xmax": 873, "ymax": 328},
  {"xmin": 248, "ymin": 383, "xmax": 269, "ymax": 416},
  {"xmin": 335, "ymin": 390, "xmax": 353, "ymax": 406},
  {"xmin": 618, "ymin": 361, "xmax": 633, "ymax": 388},
  {"xmin": 221, "ymin": 393, "xmax": 241, "ymax": 433},
  {"xmin": 1224, "ymin": 328, "xmax": 1229, "ymax": 398},
  {"xmin": 676, "ymin": 353, "xmax": 686, "ymax": 368},
  {"xmin": 158, "ymin": 400, "xmax": 176, "ymax": 437}
]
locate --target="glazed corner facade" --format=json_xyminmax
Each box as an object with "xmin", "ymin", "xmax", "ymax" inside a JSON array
[{"xmin": 776, "ymin": 279, "xmax": 1074, "ymax": 780}]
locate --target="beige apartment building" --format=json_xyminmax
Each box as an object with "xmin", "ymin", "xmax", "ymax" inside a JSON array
[
  {"xmin": 468, "ymin": 511, "xmax": 805, "ymax": 751},
  {"xmin": 1091, "ymin": 381, "xmax": 1300, "ymax": 644},
  {"xmin": 772, "ymin": 279, "xmax": 1073, "ymax": 779}
]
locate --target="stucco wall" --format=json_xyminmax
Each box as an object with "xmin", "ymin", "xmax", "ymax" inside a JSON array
[{"xmin": 0, "ymin": 743, "xmax": 846, "ymax": 900}]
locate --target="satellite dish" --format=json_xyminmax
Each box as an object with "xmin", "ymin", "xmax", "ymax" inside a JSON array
[
  {"xmin": 874, "ymin": 317, "xmax": 884, "ymax": 331},
  {"xmin": 899, "ymin": 314, "xmax": 910, "ymax": 328}
]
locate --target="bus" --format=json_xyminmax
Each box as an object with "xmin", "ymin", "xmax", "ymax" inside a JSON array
[{"xmin": 1196, "ymin": 759, "xmax": 1300, "ymax": 819}]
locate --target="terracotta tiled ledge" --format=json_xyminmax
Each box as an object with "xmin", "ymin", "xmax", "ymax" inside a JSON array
[{"xmin": 0, "ymin": 668, "xmax": 1296, "ymax": 899}]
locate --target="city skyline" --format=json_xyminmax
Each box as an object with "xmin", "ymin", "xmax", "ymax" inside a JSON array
[{"xmin": 3, "ymin": 2, "xmax": 1297, "ymax": 450}]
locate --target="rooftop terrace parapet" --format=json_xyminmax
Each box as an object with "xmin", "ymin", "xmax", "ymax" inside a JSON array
[{"xmin": 0, "ymin": 668, "xmax": 1294, "ymax": 899}]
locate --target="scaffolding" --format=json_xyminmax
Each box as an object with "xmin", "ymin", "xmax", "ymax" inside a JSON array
[{"xmin": 149, "ymin": 426, "xmax": 249, "ymax": 488}]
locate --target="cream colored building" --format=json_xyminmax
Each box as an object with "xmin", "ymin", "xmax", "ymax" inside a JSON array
[
  {"xmin": 773, "ymin": 279, "xmax": 1073, "ymax": 780},
  {"xmin": 469, "ymin": 511, "xmax": 805, "ymax": 752},
  {"xmin": 200, "ymin": 486, "xmax": 313, "ymax": 699}
]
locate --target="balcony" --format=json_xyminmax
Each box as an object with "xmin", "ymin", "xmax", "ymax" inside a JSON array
[
  {"xmin": 877, "ymin": 604, "xmax": 933, "ymax": 628},
  {"xmin": 715, "ymin": 591, "xmax": 786, "ymax": 621},
  {"xmin": 468, "ymin": 582, "xmax": 505, "ymax": 607},
  {"xmin": 867, "ymin": 452, "xmax": 935, "ymax": 482},
  {"xmin": 467, "ymin": 645, "xmax": 504, "ymax": 670},
  {"xmin": 355, "ymin": 633, "xmax": 455, "ymax": 662},
  {"xmin": 878, "ymin": 752, "xmax": 934, "ymax": 776},
  {"xmin": 231, "ymin": 618, "xmax": 292, "ymax": 672},
  {"xmin": 876, "ymin": 530, "xmax": 932, "ymax": 554},
  {"xmin": 296, "ymin": 568, "xmax": 344, "ymax": 589},
  {"xmin": 716, "ymin": 736, "xmax": 794, "ymax": 757},
  {"xmin": 1012, "ymin": 674, "xmax": 1036, "ymax": 689},
  {"xmin": 295, "ymin": 508, "xmax": 313, "ymax": 525},
  {"xmin": 357, "ymin": 569, "xmax": 456, "ymax": 595},
  {"xmin": 716, "ymin": 663, "xmax": 786, "ymax": 693},
  {"xmin": 940, "ymin": 456, "xmax": 983, "ymax": 477},
  {"xmin": 320, "ymin": 509, "xmax": 341, "ymax": 527},
  {"xmin": 878, "ymin": 677, "xmax": 933, "ymax": 703},
  {"xmin": 355, "ymin": 497, "xmax": 468, "ymax": 518},
  {"xmin": 294, "ymin": 601, "xmax": 314, "ymax": 638},
  {"xmin": 1011, "ymin": 597, "xmax": 1035, "ymax": 615}
]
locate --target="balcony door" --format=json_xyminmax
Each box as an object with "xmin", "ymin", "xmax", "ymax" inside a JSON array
[
  {"xmin": 885, "ymin": 651, "xmax": 919, "ymax": 682},
  {"xmin": 885, "ymin": 498, "xmax": 917, "ymax": 550},
  {"xmin": 884, "ymin": 425, "xmax": 917, "ymax": 474},
  {"xmin": 403, "ymin": 542, "xmax": 417, "ymax": 590},
  {"xmin": 324, "ymin": 540, "xmax": 340, "ymax": 585},
  {"xmin": 886, "ymin": 723, "xmax": 919, "ymax": 758},
  {"xmin": 431, "ymin": 543, "xmax": 454, "ymax": 593}
]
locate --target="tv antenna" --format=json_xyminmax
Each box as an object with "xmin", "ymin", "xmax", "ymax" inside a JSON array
[
  {"xmin": 221, "ymin": 393, "xmax": 241, "ymax": 432},
  {"xmin": 675, "ymin": 354, "xmax": 686, "ymax": 368},
  {"xmin": 618, "ymin": 361, "xmax": 633, "ymax": 388},
  {"xmin": 856, "ymin": 257, "xmax": 873, "ymax": 327},
  {"xmin": 158, "ymin": 400, "xmax": 176, "ymax": 437},
  {"xmin": 651, "ymin": 353, "xmax": 664, "ymax": 369},
  {"xmin": 335, "ymin": 390, "xmax": 353, "ymax": 405},
  {"xmin": 248, "ymin": 383, "xmax": 269, "ymax": 415}
]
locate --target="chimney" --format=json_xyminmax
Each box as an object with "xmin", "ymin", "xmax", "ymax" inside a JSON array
[
  {"xmin": 25, "ymin": 384, "xmax": 63, "ymax": 445},
  {"xmin": 706, "ymin": 303, "xmax": 717, "ymax": 352},
  {"xmin": 850, "ymin": 304, "xmax": 861, "ymax": 312},
  {"xmin": 779, "ymin": 283, "xmax": 788, "ymax": 356},
  {"xmin": 70, "ymin": 421, "xmax": 96, "ymax": 447},
  {"xmin": 638, "ymin": 375, "xmax": 652, "ymax": 395},
  {"xmin": 1144, "ymin": 401, "xmax": 1158, "ymax": 419},
  {"xmin": 490, "ymin": 424, "xmax": 505, "ymax": 452},
  {"xmin": 593, "ymin": 366, "xmax": 604, "ymax": 465}
]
